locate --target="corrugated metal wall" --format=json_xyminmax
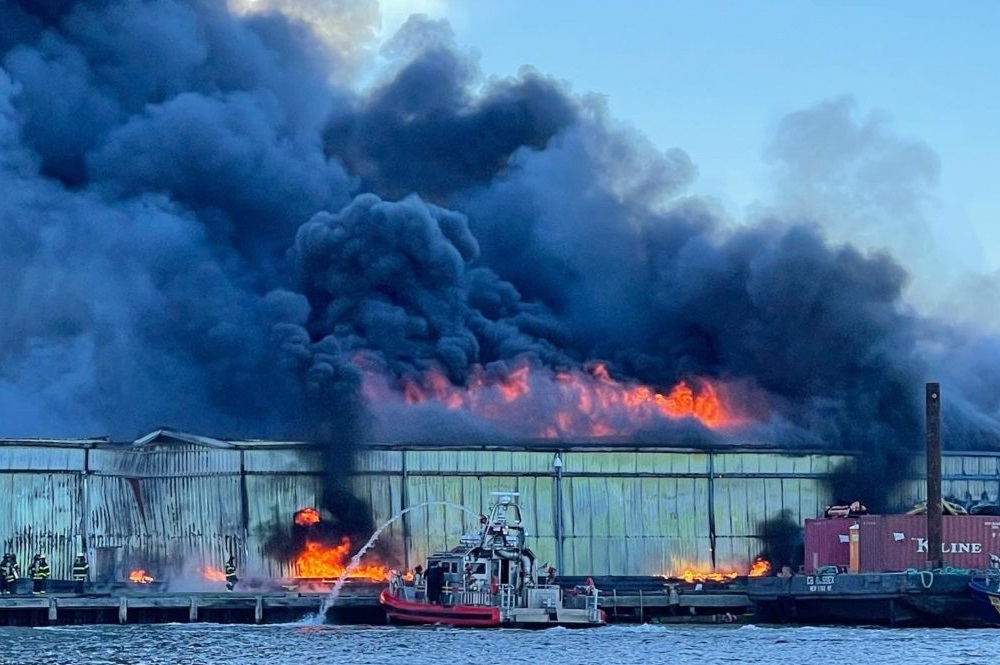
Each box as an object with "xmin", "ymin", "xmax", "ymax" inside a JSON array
[
  {"xmin": 4, "ymin": 433, "xmax": 1000, "ymax": 580},
  {"xmin": 0, "ymin": 443, "xmax": 89, "ymax": 579},
  {"xmin": 354, "ymin": 447, "xmax": 853, "ymax": 576},
  {"xmin": 88, "ymin": 443, "xmax": 245, "ymax": 582}
]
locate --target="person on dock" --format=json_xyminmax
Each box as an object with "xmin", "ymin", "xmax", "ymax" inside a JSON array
[
  {"xmin": 0, "ymin": 553, "xmax": 10, "ymax": 594},
  {"xmin": 29, "ymin": 554, "xmax": 50, "ymax": 594},
  {"xmin": 545, "ymin": 566, "xmax": 557, "ymax": 586},
  {"xmin": 2, "ymin": 553, "xmax": 19, "ymax": 594},
  {"xmin": 225, "ymin": 556, "xmax": 239, "ymax": 592},
  {"xmin": 72, "ymin": 553, "xmax": 90, "ymax": 593}
]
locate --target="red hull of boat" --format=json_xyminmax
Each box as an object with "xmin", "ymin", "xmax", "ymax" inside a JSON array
[{"xmin": 379, "ymin": 589, "xmax": 501, "ymax": 627}]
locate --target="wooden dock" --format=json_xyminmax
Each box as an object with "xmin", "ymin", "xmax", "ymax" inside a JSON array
[
  {"xmin": 0, "ymin": 582, "xmax": 750, "ymax": 626},
  {"xmin": 0, "ymin": 590, "xmax": 383, "ymax": 627}
]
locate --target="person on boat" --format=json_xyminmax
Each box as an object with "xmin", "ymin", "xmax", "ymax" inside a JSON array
[
  {"xmin": 413, "ymin": 564, "xmax": 424, "ymax": 586},
  {"xmin": 425, "ymin": 562, "xmax": 445, "ymax": 604},
  {"xmin": 574, "ymin": 577, "xmax": 596, "ymax": 595},
  {"xmin": 464, "ymin": 563, "xmax": 476, "ymax": 589}
]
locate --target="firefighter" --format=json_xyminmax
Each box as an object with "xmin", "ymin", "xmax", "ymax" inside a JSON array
[
  {"xmin": 30, "ymin": 554, "xmax": 50, "ymax": 594},
  {"xmin": 0, "ymin": 553, "xmax": 9, "ymax": 595},
  {"xmin": 224, "ymin": 556, "xmax": 238, "ymax": 592},
  {"xmin": 3, "ymin": 553, "xmax": 19, "ymax": 594},
  {"xmin": 72, "ymin": 553, "xmax": 90, "ymax": 593}
]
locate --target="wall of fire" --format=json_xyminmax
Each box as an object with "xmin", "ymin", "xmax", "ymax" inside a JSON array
[{"xmin": 1, "ymin": 430, "xmax": 998, "ymax": 580}]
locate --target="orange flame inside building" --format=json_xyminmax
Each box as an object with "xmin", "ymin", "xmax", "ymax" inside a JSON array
[
  {"xmin": 361, "ymin": 357, "xmax": 748, "ymax": 438},
  {"xmin": 128, "ymin": 569, "xmax": 154, "ymax": 583},
  {"xmin": 295, "ymin": 538, "xmax": 391, "ymax": 581},
  {"xmin": 294, "ymin": 507, "xmax": 321, "ymax": 527}
]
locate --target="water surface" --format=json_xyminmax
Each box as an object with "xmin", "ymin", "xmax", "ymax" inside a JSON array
[{"xmin": 7, "ymin": 622, "xmax": 994, "ymax": 665}]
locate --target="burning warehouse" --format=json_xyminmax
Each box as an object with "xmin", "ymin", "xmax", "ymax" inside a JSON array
[
  {"xmin": 4, "ymin": 0, "xmax": 1000, "ymax": 595},
  {"xmin": 2, "ymin": 428, "xmax": 999, "ymax": 585}
]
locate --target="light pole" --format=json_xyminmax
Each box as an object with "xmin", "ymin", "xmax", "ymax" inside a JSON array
[{"xmin": 553, "ymin": 452, "xmax": 564, "ymax": 574}]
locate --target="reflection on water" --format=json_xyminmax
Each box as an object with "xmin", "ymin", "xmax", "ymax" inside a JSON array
[{"xmin": 12, "ymin": 622, "xmax": 1000, "ymax": 665}]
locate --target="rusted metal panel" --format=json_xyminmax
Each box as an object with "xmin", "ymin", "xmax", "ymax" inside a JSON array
[
  {"xmin": 0, "ymin": 472, "xmax": 83, "ymax": 579},
  {"xmin": 802, "ymin": 518, "xmax": 855, "ymax": 573},
  {"xmin": 854, "ymin": 514, "xmax": 1000, "ymax": 572}
]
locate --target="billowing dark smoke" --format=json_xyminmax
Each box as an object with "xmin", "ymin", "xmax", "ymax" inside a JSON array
[{"xmin": 3, "ymin": 1, "xmax": 1000, "ymax": 510}]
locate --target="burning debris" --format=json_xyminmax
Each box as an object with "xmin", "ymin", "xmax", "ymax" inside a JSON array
[
  {"xmin": 128, "ymin": 570, "xmax": 154, "ymax": 584},
  {"xmin": 667, "ymin": 556, "xmax": 772, "ymax": 584},
  {"xmin": 748, "ymin": 557, "xmax": 773, "ymax": 577},
  {"xmin": 294, "ymin": 508, "xmax": 322, "ymax": 527}
]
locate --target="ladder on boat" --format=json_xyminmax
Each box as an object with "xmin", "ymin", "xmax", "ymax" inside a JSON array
[{"xmin": 498, "ymin": 584, "xmax": 517, "ymax": 622}]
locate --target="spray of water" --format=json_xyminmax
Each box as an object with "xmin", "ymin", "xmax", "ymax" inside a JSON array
[{"xmin": 312, "ymin": 500, "xmax": 481, "ymax": 620}]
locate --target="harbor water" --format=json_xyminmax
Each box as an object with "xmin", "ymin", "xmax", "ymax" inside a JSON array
[{"xmin": 5, "ymin": 622, "xmax": 996, "ymax": 665}]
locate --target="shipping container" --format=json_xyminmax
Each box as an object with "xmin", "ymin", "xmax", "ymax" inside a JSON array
[
  {"xmin": 805, "ymin": 514, "xmax": 1000, "ymax": 573},
  {"xmin": 802, "ymin": 517, "xmax": 856, "ymax": 573}
]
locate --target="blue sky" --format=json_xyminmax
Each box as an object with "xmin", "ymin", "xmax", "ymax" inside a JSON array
[{"xmin": 379, "ymin": 0, "xmax": 1000, "ymax": 325}]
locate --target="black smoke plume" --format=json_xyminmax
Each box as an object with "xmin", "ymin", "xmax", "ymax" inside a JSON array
[{"xmin": 2, "ymin": 1, "xmax": 1000, "ymax": 512}]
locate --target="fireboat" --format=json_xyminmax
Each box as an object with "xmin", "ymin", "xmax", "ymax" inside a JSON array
[{"xmin": 379, "ymin": 492, "xmax": 606, "ymax": 628}]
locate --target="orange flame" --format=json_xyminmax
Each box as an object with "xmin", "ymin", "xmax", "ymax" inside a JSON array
[
  {"xmin": 676, "ymin": 568, "xmax": 740, "ymax": 583},
  {"xmin": 748, "ymin": 557, "xmax": 772, "ymax": 577},
  {"xmin": 294, "ymin": 507, "xmax": 321, "ymax": 527},
  {"xmin": 198, "ymin": 566, "xmax": 227, "ymax": 582},
  {"xmin": 128, "ymin": 569, "xmax": 154, "ymax": 583},
  {"xmin": 361, "ymin": 356, "xmax": 748, "ymax": 437},
  {"xmin": 295, "ymin": 537, "xmax": 391, "ymax": 581}
]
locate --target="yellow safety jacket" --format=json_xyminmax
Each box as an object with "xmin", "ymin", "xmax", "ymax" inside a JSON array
[
  {"xmin": 72, "ymin": 562, "xmax": 90, "ymax": 581},
  {"xmin": 32, "ymin": 563, "xmax": 50, "ymax": 580}
]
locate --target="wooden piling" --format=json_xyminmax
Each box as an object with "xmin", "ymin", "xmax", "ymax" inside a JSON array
[
  {"xmin": 47, "ymin": 599, "xmax": 57, "ymax": 624},
  {"xmin": 118, "ymin": 597, "xmax": 128, "ymax": 624},
  {"xmin": 189, "ymin": 597, "xmax": 198, "ymax": 623},
  {"xmin": 254, "ymin": 595, "xmax": 263, "ymax": 624}
]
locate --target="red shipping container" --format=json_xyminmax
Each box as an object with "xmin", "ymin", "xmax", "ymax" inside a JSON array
[
  {"xmin": 855, "ymin": 515, "xmax": 1000, "ymax": 572},
  {"xmin": 803, "ymin": 518, "xmax": 856, "ymax": 573}
]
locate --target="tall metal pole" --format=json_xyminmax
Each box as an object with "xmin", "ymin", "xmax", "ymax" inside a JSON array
[
  {"xmin": 553, "ymin": 452, "xmax": 564, "ymax": 574},
  {"xmin": 926, "ymin": 382, "xmax": 943, "ymax": 570}
]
